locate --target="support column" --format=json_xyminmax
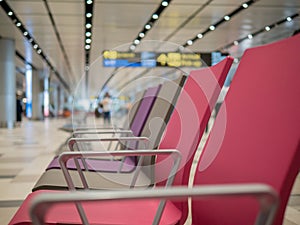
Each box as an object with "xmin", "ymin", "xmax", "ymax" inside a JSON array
[
  {"xmin": 31, "ymin": 69, "xmax": 44, "ymax": 120},
  {"xmin": 0, "ymin": 38, "xmax": 16, "ymax": 128}
]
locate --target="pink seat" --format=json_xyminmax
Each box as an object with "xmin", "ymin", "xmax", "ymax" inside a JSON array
[
  {"xmin": 192, "ymin": 34, "xmax": 300, "ymax": 225},
  {"xmin": 9, "ymin": 56, "xmax": 233, "ymax": 225}
]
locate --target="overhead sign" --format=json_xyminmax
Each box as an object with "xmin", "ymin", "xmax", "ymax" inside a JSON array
[{"xmin": 102, "ymin": 50, "xmax": 211, "ymax": 68}]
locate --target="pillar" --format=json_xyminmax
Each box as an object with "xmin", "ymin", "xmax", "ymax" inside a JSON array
[
  {"xmin": 31, "ymin": 69, "xmax": 44, "ymax": 120},
  {"xmin": 0, "ymin": 38, "xmax": 16, "ymax": 128}
]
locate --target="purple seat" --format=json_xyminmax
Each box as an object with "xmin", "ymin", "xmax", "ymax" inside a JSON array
[{"xmin": 45, "ymin": 85, "xmax": 162, "ymax": 173}]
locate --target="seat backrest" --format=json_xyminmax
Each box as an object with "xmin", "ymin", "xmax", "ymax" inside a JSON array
[
  {"xmin": 127, "ymin": 89, "xmax": 146, "ymax": 128},
  {"xmin": 192, "ymin": 34, "xmax": 300, "ymax": 225},
  {"xmin": 156, "ymin": 56, "xmax": 234, "ymax": 223},
  {"xmin": 138, "ymin": 74, "xmax": 187, "ymax": 180},
  {"xmin": 130, "ymin": 84, "xmax": 162, "ymax": 137},
  {"xmin": 141, "ymin": 74, "xmax": 187, "ymax": 149}
]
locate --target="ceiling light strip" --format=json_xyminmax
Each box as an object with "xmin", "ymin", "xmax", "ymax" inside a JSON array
[
  {"xmin": 220, "ymin": 12, "xmax": 300, "ymax": 51},
  {"xmin": 129, "ymin": 0, "xmax": 172, "ymax": 51},
  {"xmin": 0, "ymin": 0, "xmax": 70, "ymax": 92},
  {"xmin": 84, "ymin": 0, "xmax": 94, "ymax": 68},
  {"xmin": 182, "ymin": 0, "xmax": 257, "ymax": 48}
]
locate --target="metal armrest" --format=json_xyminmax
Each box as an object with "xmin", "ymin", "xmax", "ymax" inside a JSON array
[
  {"xmin": 67, "ymin": 136, "xmax": 150, "ymax": 152},
  {"xmin": 29, "ymin": 183, "xmax": 278, "ymax": 225},
  {"xmin": 58, "ymin": 149, "xmax": 181, "ymax": 191},
  {"xmin": 72, "ymin": 129, "xmax": 133, "ymax": 136},
  {"xmin": 74, "ymin": 126, "xmax": 127, "ymax": 131}
]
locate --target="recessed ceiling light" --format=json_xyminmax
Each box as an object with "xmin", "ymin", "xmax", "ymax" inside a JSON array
[
  {"xmin": 209, "ymin": 25, "xmax": 215, "ymax": 31},
  {"xmin": 162, "ymin": 1, "xmax": 168, "ymax": 7},
  {"xmin": 233, "ymin": 41, "xmax": 239, "ymax": 45},
  {"xmin": 247, "ymin": 34, "xmax": 253, "ymax": 39},
  {"xmin": 86, "ymin": 13, "xmax": 92, "ymax": 18},
  {"xmin": 130, "ymin": 45, "xmax": 136, "ymax": 51},
  {"xmin": 8, "ymin": 11, "xmax": 13, "ymax": 16},
  {"xmin": 152, "ymin": 14, "xmax": 159, "ymax": 19},
  {"xmin": 134, "ymin": 39, "xmax": 140, "ymax": 45},
  {"xmin": 87, "ymin": 0, "xmax": 93, "ymax": 4},
  {"xmin": 33, "ymin": 44, "xmax": 38, "ymax": 49},
  {"xmin": 86, "ymin": 38, "xmax": 92, "ymax": 44},
  {"xmin": 197, "ymin": 33, "xmax": 203, "ymax": 39},
  {"xmin": 23, "ymin": 31, "xmax": 28, "ymax": 36},
  {"xmin": 265, "ymin": 26, "xmax": 271, "ymax": 31},
  {"xmin": 86, "ymin": 32, "xmax": 91, "ymax": 37},
  {"xmin": 187, "ymin": 40, "xmax": 193, "ymax": 46},
  {"xmin": 85, "ymin": 45, "xmax": 90, "ymax": 50},
  {"xmin": 37, "ymin": 49, "xmax": 42, "ymax": 54},
  {"xmin": 286, "ymin": 17, "xmax": 292, "ymax": 22},
  {"xmin": 139, "ymin": 32, "xmax": 145, "ymax": 38},
  {"xmin": 86, "ymin": 23, "xmax": 92, "ymax": 28},
  {"xmin": 242, "ymin": 3, "xmax": 248, "ymax": 8},
  {"xmin": 224, "ymin": 15, "xmax": 230, "ymax": 21},
  {"xmin": 16, "ymin": 22, "xmax": 21, "ymax": 27},
  {"xmin": 145, "ymin": 24, "xmax": 151, "ymax": 30}
]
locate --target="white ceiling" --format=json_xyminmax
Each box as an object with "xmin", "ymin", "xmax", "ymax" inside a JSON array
[{"xmin": 0, "ymin": 0, "xmax": 299, "ymax": 97}]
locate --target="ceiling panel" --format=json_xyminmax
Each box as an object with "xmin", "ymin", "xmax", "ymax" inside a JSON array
[{"xmin": 1, "ymin": 0, "xmax": 299, "ymax": 96}]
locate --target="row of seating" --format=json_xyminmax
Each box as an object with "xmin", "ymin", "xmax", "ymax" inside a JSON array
[{"xmin": 9, "ymin": 33, "xmax": 300, "ymax": 225}]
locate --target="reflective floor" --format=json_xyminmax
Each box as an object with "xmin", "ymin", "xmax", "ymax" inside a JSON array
[{"xmin": 0, "ymin": 117, "xmax": 299, "ymax": 224}]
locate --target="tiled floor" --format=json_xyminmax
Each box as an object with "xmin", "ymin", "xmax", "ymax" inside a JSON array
[{"xmin": 0, "ymin": 117, "xmax": 299, "ymax": 224}]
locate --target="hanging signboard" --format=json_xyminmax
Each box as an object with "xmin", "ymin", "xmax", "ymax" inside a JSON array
[{"xmin": 102, "ymin": 50, "xmax": 212, "ymax": 67}]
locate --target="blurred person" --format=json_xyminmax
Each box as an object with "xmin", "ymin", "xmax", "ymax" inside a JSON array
[{"xmin": 101, "ymin": 92, "xmax": 112, "ymax": 124}]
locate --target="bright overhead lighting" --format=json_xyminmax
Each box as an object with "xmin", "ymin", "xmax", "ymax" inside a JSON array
[
  {"xmin": 224, "ymin": 15, "xmax": 230, "ymax": 21},
  {"xmin": 265, "ymin": 26, "xmax": 271, "ymax": 31},
  {"xmin": 242, "ymin": 3, "xmax": 248, "ymax": 8},
  {"xmin": 233, "ymin": 40, "xmax": 239, "ymax": 45},
  {"xmin": 29, "ymin": 38, "xmax": 33, "ymax": 42},
  {"xmin": 86, "ymin": 23, "xmax": 92, "ymax": 28},
  {"xmin": 209, "ymin": 25, "xmax": 215, "ymax": 31},
  {"xmin": 145, "ymin": 24, "xmax": 151, "ymax": 30},
  {"xmin": 23, "ymin": 31, "xmax": 28, "ymax": 36},
  {"xmin": 33, "ymin": 44, "xmax": 38, "ymax": 49},
  {"xmin": 152, "ymin": 14, "xmax": 159, "ymax": 20},
  {"xmin": 86, "ymin": 13, "xmax": 92, "ymax": 18},
  {"xmin": 16, "ymin": 22, "xmax": 21, "ymax": 27},
  {"xmin": 86, "ymin": 38, "xmax": 92, "ymax": 44},
  {"xmin": 85, "ymin": 44, "xmax": 90, "ymax": 50},
  {"xmin": 162, "ymin": 1, "xmax": 168, "ymax": 7},
  {"xmin": 139, "ymin": 32, "xmax": 145, "ymax": 38},
  {"xmin": 8, "ymin": 11, "xmax": 13, "ymax": 16},
  {"xmin": 86, "ymin": 31, "xmax": 91, "ymax": 37},
  {"xmin": 37, "ymin": 49, "xmax": 42, "ymax": 54},
  {"xmin": 86, "ymin": 0, "xmax": 93, "ymax": 4},
  {"xmin": 247, "ymin": 34, "xmax": 253, "ymax": 39},
  {"xmin": 130, "ymin": 45, "xmax": 136, "ymax": 51},
  {"xmin": 286, "ymin": 17, "xmax": 292, "ymax": 22},
  {"xmin": 134, "ymin": 39, "xmax": 140, "ymax": 45},
  {"xmin": 187, "ymin": 40, "xmax": 193, "ymax": 46},
  {"xmin": 197, "ymin": 33, "xmax": 203, "ymax": 39}
]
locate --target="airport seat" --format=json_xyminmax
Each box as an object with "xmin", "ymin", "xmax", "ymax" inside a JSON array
[
  {"xmin": 8, "ymin": 56, "xmax": 234, "ymax": 225},
  {"xmin": 40, "ymin": 74, "xmax": 187, "ymax": 179},
  {"xmin": 46, "ymin": 84, "xmax": 163, "ymax": 173},
  {"xmin": 26, "ymin": 34, "xmax": 300, "ymax": 225}
]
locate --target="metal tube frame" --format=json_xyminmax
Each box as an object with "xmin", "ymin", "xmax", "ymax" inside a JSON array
[{"xmin": 29, "ymin": 183, "xmax": 278, "ymax": 225}]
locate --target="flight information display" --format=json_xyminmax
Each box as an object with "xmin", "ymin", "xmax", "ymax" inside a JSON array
[{"xmin": 102, "ymin": 50, "xmax": 211, "ymax": 67}]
